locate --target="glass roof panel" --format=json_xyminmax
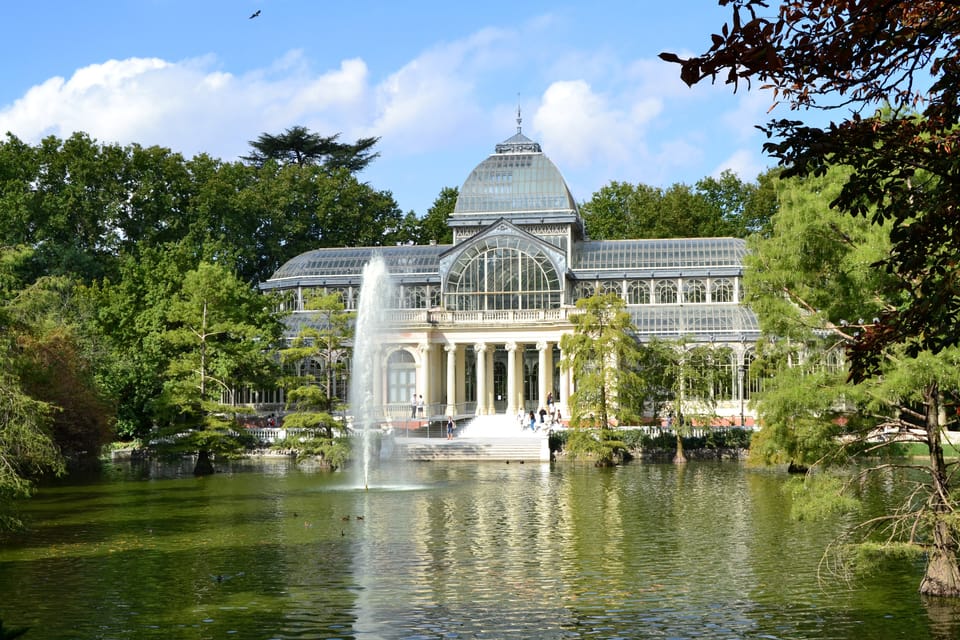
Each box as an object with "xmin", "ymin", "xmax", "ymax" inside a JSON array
[
  {"xmin": 628, "ymin": 304, "xmax": 759, "ymax": 338},
  {"xmin": 575, "ymin": 238, "xmax": 747, "ymax": 271},
  {"xmin": 269, "ymin": 245, "xmax": 448, "ymax": 279}
]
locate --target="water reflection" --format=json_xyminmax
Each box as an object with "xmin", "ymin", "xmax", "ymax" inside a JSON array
[{"xmin": 1, "ymin": 459, "xmax": 959, "ymax": 639}]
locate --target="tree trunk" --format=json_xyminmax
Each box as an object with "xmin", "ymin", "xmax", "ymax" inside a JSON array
[
  {"xmin": 919, "ymin": 383, "xmax": 960, "ymax": 597},
  {"xmin": 921, "ymin": 519, "xmax": 960, "ymax": 596},
  {"xmin": 194, "ymin": 449, "xmax": 215, "ymax": 476},
  {"xmin": 674, "ymin": 431, "xmax": 687, "ymax": 464}
]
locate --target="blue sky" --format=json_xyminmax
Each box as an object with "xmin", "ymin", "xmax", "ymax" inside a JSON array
[{"xmin": 1, "ymin": 1, "xmax": 787, "ymax": 216}]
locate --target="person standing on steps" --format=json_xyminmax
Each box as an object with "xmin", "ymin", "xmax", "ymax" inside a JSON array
[
  {"xmin": 446, "ymin": 416, "xmax": 455, "ymax": 440},
  {"xmin": 418, "ymin": 395, "xmax": 425, "ymax": 418},
  {"xmin": 411, "ymin": 392, "xmax": 417, "ymax": 419}
]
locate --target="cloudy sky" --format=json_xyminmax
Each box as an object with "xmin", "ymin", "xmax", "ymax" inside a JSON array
[{"xmin": 2, "ymin": 1, "xmax": 787, "ymax": 216}]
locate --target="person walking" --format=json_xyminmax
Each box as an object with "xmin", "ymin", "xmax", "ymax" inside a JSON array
[
  {"xmin": 528, "ymin": 410, "xmax": 536, "ymax": 432},
  {"xmin": 446, "ymin": 416, "xmax": 455, "ymax": 440},
  {"xmin": 417, "ymin": 395, "xmax": 425, "ymax": 418}
]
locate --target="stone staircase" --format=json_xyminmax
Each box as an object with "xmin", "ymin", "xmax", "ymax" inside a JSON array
[{"xmin": 393, "ymin": 414, "xmax": 550, "ymax": 462}]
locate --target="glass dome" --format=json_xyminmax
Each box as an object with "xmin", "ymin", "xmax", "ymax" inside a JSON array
[{"xmin": 453, "ymin": 133, "xmax": 578, "ymax": 215}]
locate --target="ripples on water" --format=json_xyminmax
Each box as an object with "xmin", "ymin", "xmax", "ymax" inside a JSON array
[{"xmin": 0, "ymin": 458, "xmax": 957, "ymax": 639}]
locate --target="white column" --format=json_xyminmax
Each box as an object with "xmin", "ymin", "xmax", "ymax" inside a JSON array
[
  {"xmin": 537, "ymin": 340, "xmax": 549, "ymax": 411},
  {"xmin": 445, "ymin": 343, "xmax": 457, "ymax": 417},
  {"xmin": 475, "ymin": 342, "xmax": 488, "ymax": 416},
  {"xmin": 505, "ymin": 341, "xmax": 518, "ymax": 417},
  {"xmin": 486, "ymin": 347, "xmax": 495, "ymax": 415},
  {"xmin": 418, "ymin": 342, "xmax": 431, "ymax": 418}
]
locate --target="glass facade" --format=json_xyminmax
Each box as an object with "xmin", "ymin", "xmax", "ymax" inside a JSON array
[{"xmin": 445, "ymin": 236, "xmax": 562, "ymax": 311}]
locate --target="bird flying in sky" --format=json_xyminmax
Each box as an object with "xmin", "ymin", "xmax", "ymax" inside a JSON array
[{"xmin": 249, "ymin": 9, "xmax": 261, "ymax": 19}]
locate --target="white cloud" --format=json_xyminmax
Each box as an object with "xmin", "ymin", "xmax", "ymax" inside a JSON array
[
  {"xmin": 366, "ymin": 27, "xmax": 514, "ymax": 154},
  {"xmin": 720, "ymin": 88, "xmax": 775, "ymax": 141},
  {"xmin": 712, "ymin": 148, "xmax": 768, "ymax": 181},
  {"xmin": 0, "ymin": 54, "xmax": 370, "ymax": 160},
  {"xmin": 533, "ymin": 79, "xmax": 661, "ymax": 171},
  {"xmin": 0, "ymin": 16, "xmax": 781, "ymax": 213}
]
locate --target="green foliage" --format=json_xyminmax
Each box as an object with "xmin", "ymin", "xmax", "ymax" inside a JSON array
[
  {"xmin": 784, "ymin": 474, "xmax": 860, "ymax": 522},
  {"xmin": 561, "ymin": 293, "xmax": 644, "ymax": 429},
  {"xmin": 634, "ymin": 337, "xmax": 726, "ymax": 462},
  {"xmin": 0, "ymin": 373, "xmax": 63, "ymax": 531},
  {"xmin": 276, "ymin": 292, "xmax": 354, "ymax": 465},
  {"xmin": 580, "ymin": 170, "xmax": 775, "ymax": 241},
  {"xmin": 0, "ymin": 249, "xmax": 109, "ymax": 528},
  {"xmin": 417, "ymin": 186, "xmax": 457, "ymax": 245},
  {"xmin": 280, "ymin": 292, "xmax": 354, "ymax": 439},
  {"xmin": 151, "ymin": 262, "xmax": 282, "ymax": 472},
  {"xmin": 616, "ymin": 427, "xmax": 752, "ymax": 452},
  {"xmin": 243, "ymin": 126, "xmax": 380, "ymax": 172},
  {"xmin": 563, "ymin": 428, "xmax": 628, "ymax": 466},
  {"xmin": 272, "ymin": 433, "xmax": 352, "ymax": 469},
  {"xmin": 0, "ymin": 133, "xmax": 407, "ymax": 288},
  {"xmin": 553, "ymin": 427, "xmax": 751, "ymax": 460},
  {"xmin": 664, "ymin": 0, "xmax": 960, "ymax": 379},
  {"xmin": 0, "ymin": 250, "xmax": 64, "ymax": 528},
  {"xmin": 5, "ymin": 276, "xmax": 115, "ymax": 456}
]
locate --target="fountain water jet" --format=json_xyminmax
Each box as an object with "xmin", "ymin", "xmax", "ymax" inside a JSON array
[{"xmin": 348, "ymin": 256, "xmax": 395, "ymax": 489}]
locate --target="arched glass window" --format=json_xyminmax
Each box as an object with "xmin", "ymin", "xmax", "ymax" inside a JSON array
[
  {"xmin": 655, "ymin": 280, "xmax": 678, "ymax": 304},
  {"xmin": 574, "ymin": 281, "xmax": 595, "ymax": 301},
  {"xmin": 820, "ymin": 345, "xmax": 846, "ymax": 374},
  {"xmin": 713, "ymin": 347, "xmax": 735, "ymax": 400},
  {"xmin": 445, "ymin": 237, "xmax": 561, "ymax": 311},
  {"xmin": 683, "ymin": 279, "xmax": 706, "ymax": 304},
  {"xmin": 627, "ymin": 281, "xmax": 650, "ymax": 305},
  {"xmin": 401, "ymin": 285, "xmax": 427, "ymax": 309},
  {"xmin": 744, "ymin": 350, "xmax": 760, "ymax": 398},
  {"xmin": 598, "ymin": 280, "xmax": 622, "ymax": 298},
  {"xmin": 711, "ymin": 278, "xmax": 734, "ymax": 303},
  {"xmin": 386, "ymin": 350, "xmax": 417, "ymax": 404},
  {"xmin": 429, "ymin": 286, "xmax": 442, "ymax": 308}
]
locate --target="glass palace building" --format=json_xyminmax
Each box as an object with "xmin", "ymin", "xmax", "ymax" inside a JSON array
[{"xmin": 260, "ymin": 129, "xmax": 761, "ymax": 426}]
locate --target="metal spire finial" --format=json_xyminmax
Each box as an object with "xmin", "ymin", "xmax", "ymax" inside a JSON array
[{"xmin": 516, "ymin": 97, "xmax": 522, "ymax": 134}]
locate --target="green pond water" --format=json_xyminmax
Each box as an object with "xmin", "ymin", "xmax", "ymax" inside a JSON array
[{"xmin": 1, "ymin": 457, "xmax": 959, "ymax": 639}]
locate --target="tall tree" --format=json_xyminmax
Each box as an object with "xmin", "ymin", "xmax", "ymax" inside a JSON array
[
  {"xmin": 636, "ymin": 338, "xmax": 723, "ymax": 464},
  {"xmin": 744, "ymin": 165, "xmax": 960, "ymax": 597},
  {"xmin": 277, "ymin": 292, "xmax": 355, "ymax": 468},
  {"xmin": 559, "ymin": 293, "xmax": 639, "ymax": 465},
  {"xmin": 243, "ymin": 126, "xmax": 380, "ymax": 172},
  {"xmin": 0, "ymin": 247, "xmax": 64, "ymax": 530},
  {"xmin": 153, "ymin": 262, "xmax": 282, "ymax": 475},
  {"xmin": 6, "ymin": 276, "xmax": 114, "ymax": 458},
  {"xmin": 661, "ymin": 1, "xmax": 960, "ymax": 380}
]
